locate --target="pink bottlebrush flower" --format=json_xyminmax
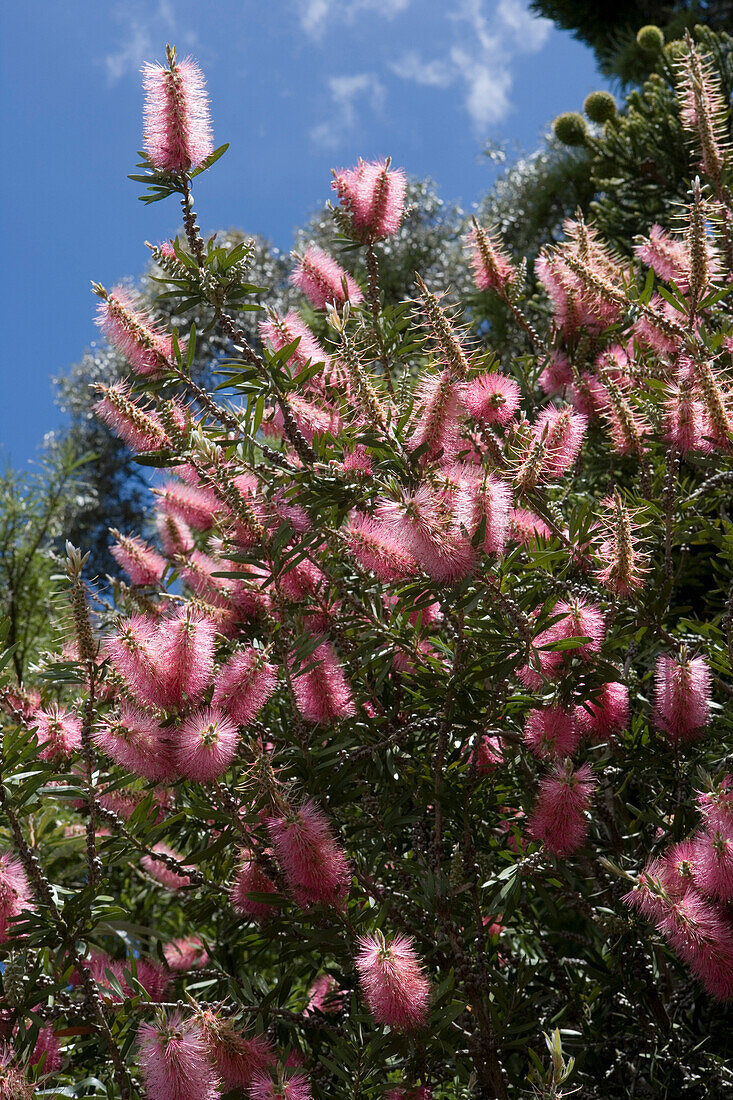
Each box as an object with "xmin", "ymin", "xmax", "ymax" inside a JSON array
[
  {"xmin": 623, "ymin": 857, "xmax": 687, "ymax": 925},
  {"xmin": 334, "ymin": 159, "xmax": 407, "ymax": 239},
  {"xmin": 32, "ymin": 705, "xmax": 82, "ymax": 762},
  {"xmin": 664, "ymin": 372, "xmax": 712, "ymax": 453},
  {"xmin": 164, "ymin": 935, "xmax": 209, "ymax": 971},
  {"xmin": 632, "ymin": 294, "xmax": 681, "ymax": 355},
  {"xmin": 141, "ymin": 843, "xmax": 193, "ymax": 890},
  {"xmin": 110, "ymin": 532, "xmax": 166, "ymax": 586},
  {"xmin": 531, "ymin": 405, "xmax": 587, "ymax": 479},
  {"xmin": 528, "ymin": 762, "xmax": 596, "ymax": 857},
  {"xmin": 305, "ymin": 974, "xmax": 345, "ymax": 1016},
  {"xmin": 71, "ymin": 950, "xmax": 126, "ymax": 1002},
  {"xmin": 409, "ymin": 370, "xmax": 465, "ymax": 462},
  {"xmin": 134, "ymin": 958, "xmax": 172, "ymax": 1002},
  {"xmin": 278, "ymin": 558, "xmax": 327, "ymax": 603},
  {"xmin": 94, "ymin": 382, "xmax": 170, "ymax": 452},
  {"xmin": 658, "ymin": 892, "xmax": 733, "ymax": 1000},
  {"xmin": 156, "ymin": 509, "xmax": 195, "ymax": 557},
  {"xmin": 338, "ymin": 445, "xmax": 373, "ymax": 478},
  {"xmin": 467, "ymin": 224, "xmax": 516, "ymax": 293},
  {"xmin": 344, "ymin": 512, "xmax": 417, "ymax": 581},
  {"xmin": 211, "ymin": 648, "xmax": 277, "ymax": 726},
  {"xmin": 691, "ymin": 831, "xmax": 733, "ymax": 903},
  {"xmin": 654, "ymin": 653, "xmax": 712, "ymax": 743},
  {"xmin": 142, "ymin": 55, "xmax": 214, "ymax": 172},
  {"xmin": 662, "ymin": 841, "xmax": 700, "ymax": 899},
  {"xmin": 290, "ymin": 246, "xmax": 363, "ymax": 309},
  {"xmin": 0, "ymin": 852, "xmax": 34, "ymax": 943},
  {"xmin": 230, "ymin": 850, "xmax": 280, "ymax": 920},
  {"xmin": 267, "ymin": 801, "xmax": 351, "ymax": 908},
  {"xmin": 153, "ymin": 607, "xmax": 216, "ymax": 708},
  {"xmin": 0, "ymin": 1047, "xmax": 34, "ymax": 1099},
  {"xmin": 468, "ymin": 734, "xmax": 503, "ymax": 775},
  {"xmin": 378, "ymin": 485, "xmax": 475, "ymax": 584},
  {"xmin": 104, "ymin": 614, "xmax": 167, "ymax": 706},
  {"xmin": 157, "ymin": 481, "xmax": 219, "ymax": 531},
  {"xmin": 538, "ymin": 354, "xmax": 573, "ymax": 397},
  {"xmin": 259, "ymin": 311, "xmax": 331, "ymax": 377},
  {"xmin": 386, "ymin": 1090, "xmax": 432, "ymax": 1100},
  {"xmin": 96, "ymin": 287, "xmax": 176, "ymax": 376},
  {"xmin": 594, "ymin": 494, "xmax": 648, "ymax": 597},
  {"xmin": 199, "ymin": 1011, "xmax": 274, "ymax": 1089},
  {"xmin": 517, "ymin": 598, "xmax": 603, "ymax": 688},
  {"xmin": 697, "ymin": 775, "xmax": 733, "ymax": 837},
  {"xmin": 172, "ymin": 705, "xmax": 239, "ymax": 782},
  {"xmin": 29, "ymin": 1026, "xmax": 62, "ymax": 1072},
  {"xmin": 635, "ymin": 224, "xmax": 691, "ymax": 288},
  {"xmin": 93, "ymin": 703, "xmax": 173, "ymax": 782},
  {"xmin": 98, "ymin": 786, "xmax": 169, "ymax": 824},
  {"xmin": 138, "ymin": 1012, "xmax": 221, "ymax": 1100},
  {"xmin": 355, "ymin": 932, "xmax": 431, "ymax": 1031},
  {"xmin": 249, "ymin": 1071, "xmax": 312, "ymax": 1100},
  {"xmin": 463, "ymin": 372, "xmax": 520, "ymax": 427},
  {"xmin": 575, "ymin": 681, "xmax": 629, "ymax": 741},
  {"xmin": 523, "ymin": 707, "xmax": 583, "ymax": 760},
  {"xmin": 509, "ymin": 508, "xmax": 552, "ymax": 545},
  {"xmin": 535, "ymin": 251, "xmax": 604, "ymax": 336},
  {"xmin": 290, "ymin": 643, "xmax": 355, "ymax": 725},
  {"xmin": 268, "ymin": 393, "xmax": 342, "ymax": 444}
]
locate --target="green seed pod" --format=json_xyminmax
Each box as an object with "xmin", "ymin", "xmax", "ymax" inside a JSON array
[
  {"xmin": 552, "ymin": 112, "xmax": 588, "ymax": 147},
  {"xmin": 584, "ymin": 91, "xmax": 617, "ymax": 124},
  {"xmin": 637, "ymin": 25, "xmax": 664, "ymax": 52}
]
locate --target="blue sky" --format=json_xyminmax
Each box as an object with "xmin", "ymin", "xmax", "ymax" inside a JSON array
[{"xmin": 0, "ymin": 0, "xmax": 607, "ymax": 468}]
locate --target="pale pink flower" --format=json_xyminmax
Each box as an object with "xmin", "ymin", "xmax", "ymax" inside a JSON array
[
  {"xmin": 528, "ymin": 762, "xmax": 596, "ymax": 857},
  {"xmin": 291, "ymin": 246, "xmax": 363, "ymax": 309},
  {"xmin": 156, "ymin": 509, "xmax": 195, "ymax": 557},
  {"xmin": 173, "ymin": 705, "xmax": 239, "ymax": 782},
  {"xmin": 163, "ymin": 935, "xmax": 209, "ymax": 971},
  {"xmin": 138, "ymin": 1012, "xmax": 221, "ymax": 1100},
  {"xmin": 355, "ymin": 932, "xmax": 431, "ymax": 1031},
  {"xmin": 104, "ymin": 614, "xmax": 167, "ymax": 706},
  {"xmin": 0, "ymin": 851, "xmax": 34, "ymax": 943},
  {"xmin": 538, "ymin": 354, "xmax": 573, "ymax": 396},
  {"xmin": 467, "ymin": 225, "xmax": 516, "ymax": 292},
  {"xmin": 94, "ymin": 382, "xmax": 170, "ymax": 452},
  {"xmin": 339, "ymin": 445, "xmax": 373, "ymax": 477},
  {"xmin": 344, "ymin": 513, "xmax": 417, "ymax": 581},
  {"xmin": 509, "ymin": 508, "xmax": 552, "ymax": 544},
  {"xmin": 96, "ymin": 287, "xmax": 175, "ymax": 376},
  {"xmin": 378, "ymin": 485, "xmax": 475, "ymax": 583},
  {"xmin": 632, "ymin": 294, "xmax": 680, "ymax": 355},
  {"xmin": 468, "ymin": 734, "xmax": 503, "ymax": 775},
  {"xmin": 153, "ymin": 608, "xmax": 216, "ymax": 707},
  {"xmin": 463, "ymin": 372, "xmax": 520, "ymax": 426},
  {"xmin": 29, "ymin": 1026, "xmax": 62, "ymax": 1072},
  {"xmin": 110, "ymin": 532, "xmax": 166, "ymax": 585},
  {"xmin": 229, "ymin": 850, "xmax": 279, "ymax": 920},
  {"xmin": 141, "ymin": 843, "xmax": 193, "ymax": 890},
  {"xmin": 409, "ymin": 370, "xmax": 465, "ymax": 462},
  {"xmin": 268, "ymin": 393, "xmax": 342, "ymax": 444},
  {"xmin": 691, "ymin": 832, "xmax": 733, "ymax": 903},
  {"xmin": 157, "ymin": 481, "xmax": 219, "ymax": 530},
  {"xmin": 134, "ymin": 958, "xmax": 172, "ymax": 1002},
  {"xmin": 575, "ymin": 681, "xmax": 629, "ymax": 740},
  {"xmin": 212, "ymin": 648, "xmax": 277, "ymax": 726},
  {"xmin": 635, "ymin": 224, "xmax": 691, "ymax": 288},
  {"xmin": 664, "ymin": 372, "xmax": 712, "ymax": 453},
  {"xmin": 290, "ymin": 642, "xmax": 355, "ymax": 725},
  {"xmin": 518, "ymin": 598, "xmax": 603, "ymax": 688},
  {"xmin": 0, "ymin": 1047, "xmax": 33, "ymax": 1099},
  {"xmin": 305, "ymin": 974, "xmax": 345, "ymax": 1015},
  {"xmin": 530, "ymin": 405, "xmax": 587, "ymax": 479},
  {"xmin": 199, "ymin": 1011, "xmax": 274, "ymax": 1089},
  {"xmin": 697, "ymin": 775, "xmax": 733, "ymax": 837},
  {"xmin": 334, "ymin": 159, "xmax": 407, "ymax": 239},
  {"xmin": 94, "ymin": 703, "xmax": 173, "ymax": 782},
  {"xmin": 523, "ymin": 707, "xmax": 583, "ymax": 760},
  {"xmin": 658, "ymin": 892, "xmax": 733, "ymax": 1000},
  {"xmin": 32, "ymin": 705, "xmax": 82, "ymax": 762},
  {"xmin": 249, "ymin": 1071, "xmax": 312, "ymax": 1100},
  {"xmin": 142, "ymin": 56, "xmax": 213, "ymax": 172},
  {"xmin": 654, "ymin": 653, "xmax": 711, "ymax": 742},
  {"xmin": 267, "ymin": 801, "xmax": 351, "ymax": 907},
  {"xmin": 259, "ymin": 311, "xmax": 331, "ymax": 377}
]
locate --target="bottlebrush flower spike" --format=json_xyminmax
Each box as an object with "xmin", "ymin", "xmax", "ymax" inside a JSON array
[
  {"xmin": 343, "ymin": 512, "xmax": 417, "ymax": 581},
  {"xmin": 153, "ymin": 606, "xmax": 216, "ymax": 707},
  {"xmin": 538, "ymin": 353, "xmax": 573, "ymax": 397},
  {"xmin": 138, "ymin": 1012, "xmax": 221, "ymax": 1100},
  {"xmin": 157, "ymin": 480, "xmax": 219, "ymax": 530},
  {"xmin": 230, "ymin": 850, "xmax": 279, "ymax": 920},
  {"xmin": 575, "ymin": 681, "xmax": 629, "ymax": 741},
  {"xmin": 211, "ymin": 648, "xmax": 277, "ymax": 726},
  {"xmin": 654, "ymin": 652, "xmax": 712, "ymax": 742},
  {"xmin": 94, "ymin": 703, "xmax": 173, "ymax": 782},
  {"xmin": 104, "ymin": 615, "xmax": 165, "ymax": 705},
  {"xmin": 305, "ymin": 974, "xmax": 345, "ymax": 1015},
  {"xmin": 163, "ymin": 936, "xmax": 209, "ymax": 971},
  {"xmin": 290, "ymin": 246, "xmax": 363, "ymax": 309},
  {"xmin": 692, "ymin": 831, "xmax": 733, "ymax": 903},
  {"xmin": 697, "ymin": 775, "xmax": 733, "ymax": 837},
  {"xmin": 529, "ymin": 761, "xmax": 596, "ymax": 857},
  {"xmin": 93, "ymin": 382, "xmax": 170, "ymax": 452},
  {"xmin": 468, "ymin": 734, "xmax": 503, "ymax": 774},
  {"xmin": 333, "ymin": 158, "xmax": 407, "ymax": 239},
  {"xmin": 414, "ymin": 274, "xmax": 471, "ymax": 378},
  {"xmin": 0, "ymin": 851, "xmax": 34, "ymax": 943},
  {"xmin": 134, "ymin": 958, "xmax": 172, "ymax": 1002},
  {"xmin": 530, "ymin": 405, "xmax": 587, "ymax": 480},
  {"xmin": 509, "ymin": 508, "xmax": 552, "ymax": 544},
  {"xmin": 471, "ymin": 472, "xmax": 512, "ymax": 556},
  {"xmin": 290, "ymin": 642, "xmax": 355, "ymax": 725},
  {"xmin": 467, "ymin": 219, "xmax": 518, "ymax": 293},
  {"xmin": 140, "ymin": 843, "xmax": 193, "ymax": 890},
  {"xmin": 199, "ymin": 1011, "xmax": 274, "ymax": 1090},
  {"xmin": 594, "ymin": 492, "xmax": 648, "ymax": 596},
  {"xmin": 93, "ymin": 284, "xmax": 175, "ymax": 377},
  {"xmin": 676, "ymin": 39, "xmax": 731, "ymax": 182},
  {"xmin": 658, "ymin": 892, "xmax": 733, "ymax": 1000},
  {"xmin": 156, "ymin": 509, "xmax": 195, "ymax": 557},
  {"xmin": 665, "ymin": 371, "xmax": 711, "ymax": 453},
  {"xmin": 523, "ymin": 707, "xmax": 583, "ymax": 760},
  {"xmin": 0, "ymin": 1049, "xmax": 33, "ymax": 1100},
  {"xmin": 110, "ymin": 530, "xmax": 166, "ymax": 586},
  {"xmin": 172, "ymin": 705, "xmax": 239, "ymax": 781},
  {"xmin": 378, "ymin": 484, "xmax": 475, "ymax": 583},
  {"xmin": 463, "ymin": 371, "xmax": 520, "ymax": 427},
  {"xmin": 267, "ymin": 800, "xmax": 351, "ymax": 907},
  {"xmin": 635, "ymin": 224, "xmax": 691, "ymax": 288},
  {"xmin": 355, "ymin": 931, "xmax": 431, "ymax": 1031},
  {"xmin": 32, "ymin": 705, "xmax": 82, "ymax": 762},
  {"xmin": 142, "ymin": 47, "xmax": 214, "ymax": 172},
  {"xmin": 409, "ymin": 369, "xmax": 465, "ymax": 462},
  {"xmin": 260, "ymin": 310, "xmax": 332, "ymax": 376},
  {"xmin": 29, "ymin": 1026, "xmax": 62, "ymax": 1072},
  {"xmin": 249, "ymin": 1071, "xmax": 313, "ymax": 1100}
]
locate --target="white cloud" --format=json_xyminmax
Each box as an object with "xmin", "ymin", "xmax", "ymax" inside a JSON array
[
  {"xmin": 310, "ymin": 72, "xmax": 386, "ymax": 148},
  {"xmin": 296, "ymin": 0, "xmax": 410, "ymax": 39},
  {"xmin": 102, "ymin": 0, "xmax": 180, "ymax": 86},
  {"xmin": 393, "ymin": 0, "xmax": 552, "ymax": 133}
]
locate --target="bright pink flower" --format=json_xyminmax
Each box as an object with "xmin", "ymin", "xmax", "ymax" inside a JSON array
[
  {"xmin": 110, "ymin": 532, "xmax": 166, "ymax": 585},
  {"xmin": 355, "ymin": 932, "xmax": 431, "ymax": 1031},
  {"xmin": 464, "ymin": 372, "xmax": 520, "ymax": 427},
  {"xmin": 249, "ymin": 1071, "xmax": 312, "ymax": 1100},
  {"xmin": 409, "ymin": 370, "xmax": 465, "ymax": 462},
  {"xmin": 164, "ymin": 936, "xmax": 209, "ymax": 971},
  {"xmin": 528, "ymin": 762, "xmax": 596, "ymax": 857},
  {"xmin": 468, "ymin": 734, "xmax": 503, "ymax": 774},
  {"xmin": 378, "ymin": 485, "xmax": 475, "ymax": 583},
  {"xmin": 632, "ymin": 294, "xmax": 680, "ymax": 355},
  {"xmin": 538, "ymin": 354, "xmax": 573, "ymax": 397},
  {"xmin": 138, "ymin": 1012, "xmax": 221, "ymax": 1100},
  {"xmin": 259, "ymin": 311, "xmax": 331, "ymax": 377},
  {"xmin": 697, "ymin": 775, "xmax": 733, "ymax": 837},
  {"xmin": 199, "ymin": 1011, "xmax": 274, "ymax": 1090},
  {"xmin": 290, "ymin": 643, "xmax": 355, "ymax": 725},
  {"xmin": 339, "ymin": 445, "xmax": 373, "ymax": 477},
  {"xmin": 658, "ymin": 892, "xmax": 733, "ymax": 1000},
  {"xmin": 344, "ymin": 513, "xmax": 417, "ymax": 581},
  {"xmin": 691, "ymin": 832, "xmax": 733, "ymax": 903},
  {"xmin": 267, "ymin": 801, "xmax": 351, "ymax": 907},
  {"xmin": 157, "ymin": 481, "xmax": 219, "ymax": 530},
  {"xmin": 94, "ymin": 703, "xmax": 173, "ymax": 782},
  {"xmin": 518, "ymin": 598, "xmax": 603, "ymax": 688},
  {"xmin": 29, "ymin": 1026, "xmax": 62, "ymax": 1072},
  {"xmin": 665, "ymin": 374, "xmax": 712, "ymax": 453},
  {"xmin": 530, "ymin": 405, "xmax": 587, "ymax": 479},
  {"xmin": 94, "ymin": 382, "xmax": 170, "ymax": 452},
  {"xmin": 96, "ymin": 287, "xmax": 175, "ymax": 376},
  {"xmin": 212, "ymin": 648, "xmax": 277, "ymax": 726},
  {"xmin": 509, "ymin": 508, "xmax": 552, "ymax": 544},
  {"xmin": 334, "ymin": 159, "xmax": 407, "ymax": 239},
  {"xmin": 156, "ymin": 509, "xmax": 195, "ymax": 557},
  {"xmin": 173, "ymin": 705, "xmax": 239, "ymax": 782},
  {"xmin": 523, "ymin": 707, "xmax": 583, "ymax": 760},
  {"xmin": 467, "ymin": 225, "xmax": 516, "ymax": 292},
  {"xmin": 153, "ymin": 608, "xmax": 216, "ymax": 707},
  {"xmin": 142, "ymin": 55, "xmax": 213, "ymax": 172},
  {"xmin": 267, "ymin": 393, "xmax": 342, "ymax": 444},
  {"xmin": 140, "ymin": 843, "xmax": 193, "ymax": 890},
  {"xmin": 635, "ymin": 224, "xmax": 691, "ymax": 287},
  {"xmin": 32, "ymin": 705, "xmax": 82, "ymax": 762},
  {"xmin": 229, "ymin": 850, "xmax": 279, "ymax": 920},
  {"xmin": 0, "ymin": 852, "xmax": 34, "ymax": 943},
  {"xmin": 290, "ymin": 246, "xmax": 363, "ymax": 309},
  {"xmin": 575, "ymin": 681, "xmax": 629, "ymax": 740},
  {"xmin": 134, "ymin": 958, "xmax": 172, "ymax": 1002},
  {"xmin": 104, "ymin": 614, "xmax": 167, "ymax": 706},
  {"xmin": 305, "ymin": 974, "xmax": 345, "ymax": 1016},
  {"xmin": 662, "ymin": 841, "xmax": 699, "ymax": 899},
  {"xmin": 654, "ymin": 653, "xmax": 711, "ymax": 743}
]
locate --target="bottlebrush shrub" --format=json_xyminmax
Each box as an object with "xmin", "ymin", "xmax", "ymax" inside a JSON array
[{"xmin": 2, "ymin": 37, "xmax": 733, "ymax": 1100}]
